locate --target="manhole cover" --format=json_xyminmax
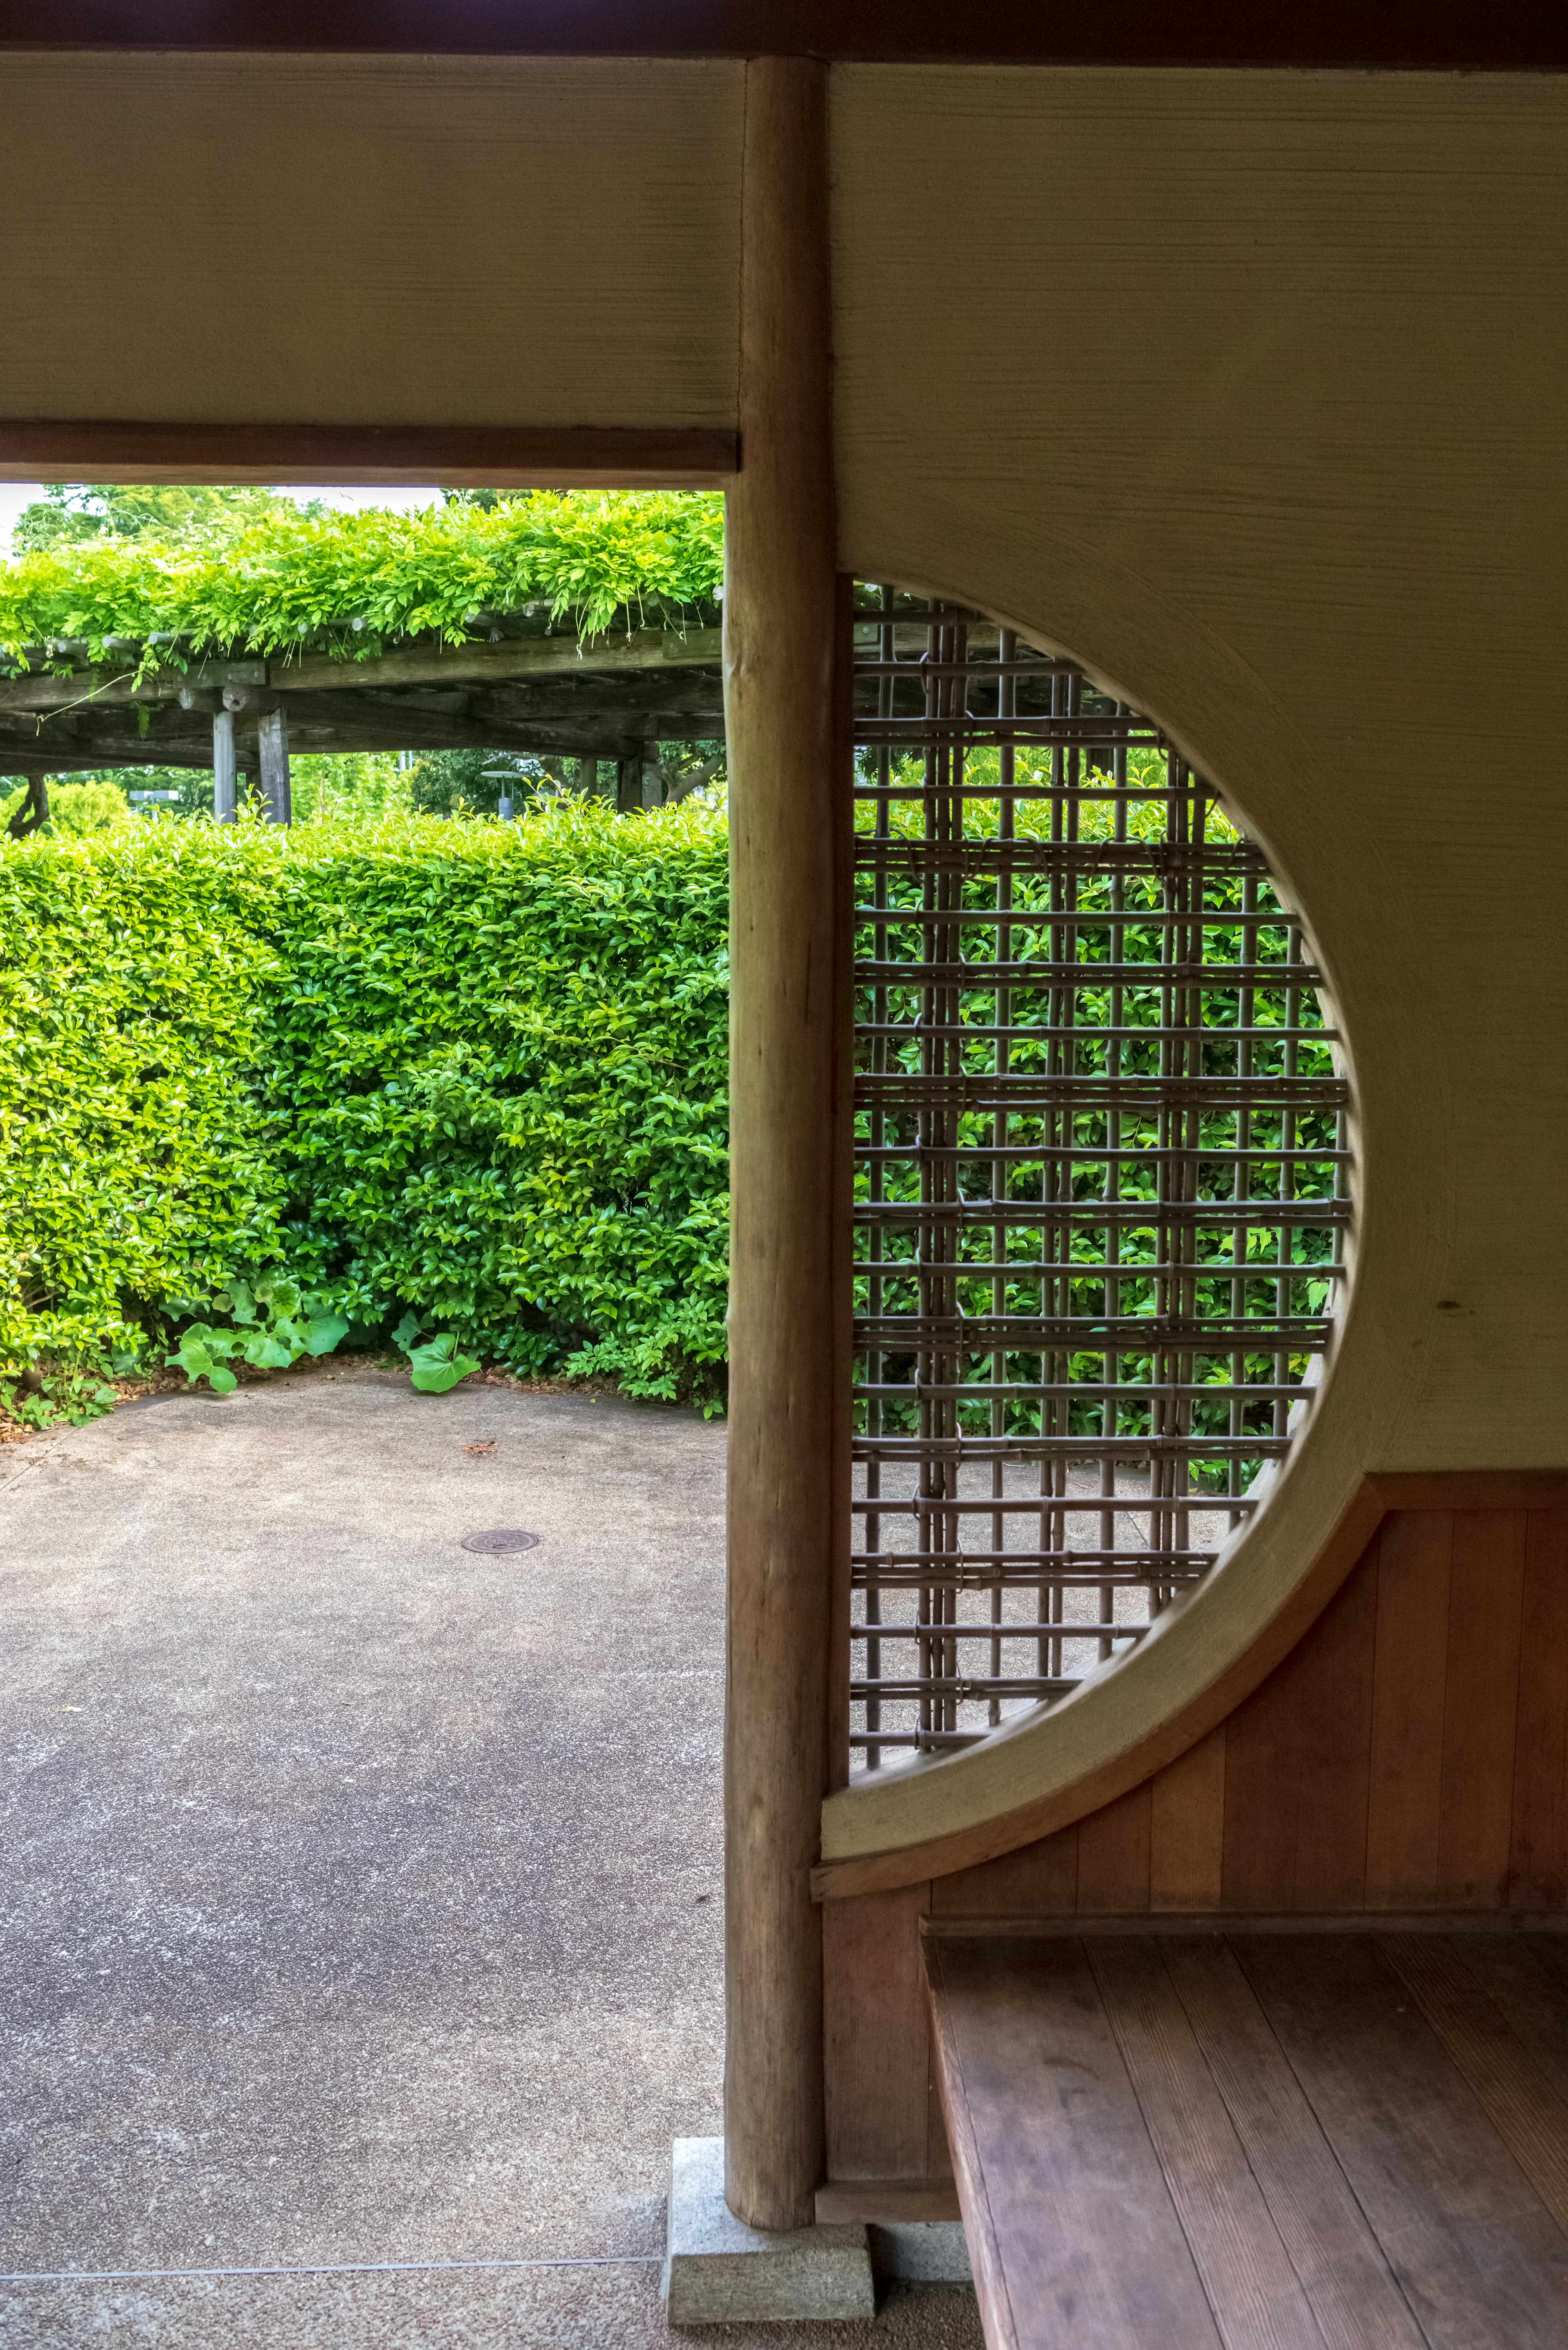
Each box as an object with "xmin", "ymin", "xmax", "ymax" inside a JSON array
[{"xmin": 459, "ymin": 1528, "xmax": 540, "ymax": 1555}]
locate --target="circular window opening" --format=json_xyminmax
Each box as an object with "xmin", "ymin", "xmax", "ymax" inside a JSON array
[{"xmin": 849, "ymin": 585, "xmax": 1351, "ymax": 1772}]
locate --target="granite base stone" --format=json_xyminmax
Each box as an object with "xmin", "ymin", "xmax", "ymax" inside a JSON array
[{"xmin": 664, "ymin": 2139, "xmax": 877, "ymax": 2323}]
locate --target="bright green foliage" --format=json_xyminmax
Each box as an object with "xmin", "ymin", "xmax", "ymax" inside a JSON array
[
  {"xmin": 0, "ymin": 490, "xmax": 724, "ymax": 673},
  {"xmin": 0, "ymin": 800, "xmax": 731, "ymax": 1410},
  {"xmin": 0, "ymin": 827, "xmax": 288, "ymax": 1368},
  {"xmin": 165, "ymin": 1271, "xmax": 354, "ymax": 1394},
  {"xmin": 263, "ymin": 798, "xmax": 730, "ymax": 1406},
  {"xmin": 290, "ymin": 752, "xmax": 412, "ymax": 826},
  {"xmin": 10, "ymin": 482, "xmax": 318, "ymax": 551},
  {"xmin": 402, "ymin": 1332, "xmax": 482, "ymax": 1394},
  {"xmin": 18, "ymin": 778, "xmax": 135, "ymax": 835},
  {"xmin": 0, "ymin": 1368, "xmax": 118, "ymax": 1430}
]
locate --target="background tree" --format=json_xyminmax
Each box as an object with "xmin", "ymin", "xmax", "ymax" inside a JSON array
[{"xmin": 10, "ymin": 483, "xmax": 320, "ymax": 551}]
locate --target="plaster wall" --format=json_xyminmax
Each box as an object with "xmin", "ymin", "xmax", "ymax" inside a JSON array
[
  {"xmin": 0, "ymin": 54, "xmax": 743, "ymax": 428},
  {"xmin": 1, "ymin": 54, "xmax": 1563, "ymax": 1862},
  {"xmin": 826, "ymin": 66, "xmax": 1568, "ymax": 1868}
]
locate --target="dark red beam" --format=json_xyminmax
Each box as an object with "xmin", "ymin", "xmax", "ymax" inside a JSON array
[{"xmin": 0, "ymin": 0, "xmax": 1563, "ymax": 67}]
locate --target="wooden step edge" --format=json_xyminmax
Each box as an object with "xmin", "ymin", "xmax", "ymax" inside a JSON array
[
  {"xmin": 920, "ymin": 1911, "xmax": 1568, "ymax": 1939},
  {"xmin": 814, "ymin": 2178, "xmax": 962, "ymax": 2225},
  {"xmin": 922, "ymin": 1938, "xmax": 1021, "ymax": 2350}
]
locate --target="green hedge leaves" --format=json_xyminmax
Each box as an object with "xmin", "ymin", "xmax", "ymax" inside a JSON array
[{"xmin": 0, "ymin": 802, "xmax": 731, "ymax": 1408}]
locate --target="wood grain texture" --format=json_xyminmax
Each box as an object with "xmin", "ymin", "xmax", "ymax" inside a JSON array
[
  {"xmin": 0, "ymin": 56, "xmax": 742, "ymax": 428},
  {"xmin": 927, "ymin": 1936, "xmax": 1223, "ymax": 2350},
  {"xmin": 928, "ymin": 1931, "xmax": 1568, "ymax": 2350},
  {"xmin": 0, "ymin": 420, "xmax": 738, "ymax": 486},
  {"xmin": 814, "ymin": 2178, "xmax": 960, "ymax": 2223},
  {"xmin": 1437, "ymin": 1511, "xmax": 1527, "ymax": 1906},
  {"xmin": 1510, "ymin": 1512, "xmax": 1568, "ymax": 1909},
  {"xmin": 10, "ymin": 4, "xmax": 1567, "ymax": 67},
  {"xmin": 817, "ymin": 1479, "xmax": 1390, "ymax": 1891},
  {"xmin": 929, "ymin": 1825, "xmax": 1080, "ymax": 1917},
  {"xmin": 1223, "ymin": 1527, "xmax": 1379, "ymax": 1911},
  {"xmin": 1379, "ymin": 1934, "xmax": 1568, "ymax": 2234},
  {"xmin": 1150, "ymin": 1728, "xmax": 1227, "ymax": 1912},
  {"xmin": 824, "ymin": 1498, "xmax": 1568, "ymax": 2184},
  {"xmin": 1365, "ymin": 1513, "xmax": 1454, "ymax": 1908},
  {"xmin": 1234, "ymin": 1935, "xmax": 1568, "ymax": 2345},
  {"xmin": 1088, "ymin": 1938, "xmax": 1325, "ymax": 2349},
  {"xmin": 1076, "ymin": 1782, "xmax": 1153, "ymax": 1915},
  {"xmin": 1160, "ymin": 1940, "xmax": 1426, "ymax": 2350},
  {"xmin": 722, "ymin": 55, "xmax": 837, "ymax": 2232},
  {"xmin": 822, "ymin": 1885, "xmax": 931, "ymax": 2181}
]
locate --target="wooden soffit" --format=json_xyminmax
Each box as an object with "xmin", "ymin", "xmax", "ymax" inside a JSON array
[{"xmin": 0, "ymin": 2, "xmax": 1563, "ymax": 68}]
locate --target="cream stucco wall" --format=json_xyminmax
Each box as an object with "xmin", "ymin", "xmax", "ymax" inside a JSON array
[
  {"xmin": 822, "ymin": 66, "xmax": 1568, "ymax": 1869},
  {"xmin": 2, "ymin": 55, "xmax": 1563, "ymax": 1864},
  {"xmin": 0, "ymin": 55, "xmax": 742, "ymax": 428}
]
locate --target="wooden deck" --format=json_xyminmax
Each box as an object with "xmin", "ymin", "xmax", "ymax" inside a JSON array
[{"xmin": 925, "ymin": 1928, "xmax": 1568, "ymax": 2349}]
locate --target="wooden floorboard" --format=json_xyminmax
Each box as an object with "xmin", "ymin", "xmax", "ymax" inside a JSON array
[
  {"xmin": 1161, "ymin": 1938, "xmax": 1427, "ymax": 2350},
  {"xmin": 925, "ymin": 1936, "xmax": 1223, "ymax": 2350},
  {"xmin": 1233, "ymin": 1935, "xmax": 1568, "ymax": 2349},
  {"xmin": 926, "ymin": 1929, "xmax": 1568, "ymax": 2350},
  {"xmin": 1379, "ymin": 1935, "xmax": 1568, "ymax": 2233},
  {"xmin": 1087, "ymin": 1939, "xmax": 1325, "ymax": 2349}
]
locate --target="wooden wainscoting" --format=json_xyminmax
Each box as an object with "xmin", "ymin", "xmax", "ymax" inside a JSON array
[{"xmin": 821, "ymin": 1490, "xmax": 1568, "ymax": 2193}]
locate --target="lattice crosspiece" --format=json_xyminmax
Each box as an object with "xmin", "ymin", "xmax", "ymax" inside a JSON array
[{"xmin": 847, "ymin": 589, "xmax": 1350, "ymax": 1772}]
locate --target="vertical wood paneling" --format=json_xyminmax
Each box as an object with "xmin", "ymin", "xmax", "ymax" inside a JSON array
[
  {"xmin": 822, "ymin": 1500, "xmax": 1568, "ymax": 2186},
  {"xmin": 1150, "ymin": 1728, "xmax": 1228, "ymax": 1912},
  {"xmin": 822, "ymin": 1884, "xmax": 932, "ymax": 2178},
  {"xmin": 1437, "ymin": 1511, "xmax": 1527, "ymax": 1905},
  {"xmin": 1076, "ymin": 1781, "xmax": 1153, "ymax": 1913},
  {"xmin": 932, "ymin": 1824, "xmax": 1079, "ymax": 1916},
  {"xmin": 1290, "ymin": 1543, "xmax": 1379, "ymax": 1909},
  {"xmin": 1510, "ymin": 1511, "xmax": 1568, "ymax": 1909},
  {"xmin": 1365, "ymin": 1512, "xmax": 1454, "ymax": 1906},
  {"xmin": 1221, "ymin": 1624, "xmax": 1310, "ymax": 1910},
  {"xmin": 1221, "ymin": 1529, "xmax": 1382, "ymax": 1909}
]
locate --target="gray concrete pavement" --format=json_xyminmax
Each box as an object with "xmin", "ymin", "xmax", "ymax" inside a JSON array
[{"xmin": 0, "ymin": 1369, "xmax": 980, "ymax": 2347}]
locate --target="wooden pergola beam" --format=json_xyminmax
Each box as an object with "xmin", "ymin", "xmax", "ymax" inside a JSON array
[{"xmin": 0, "ymin": 627, "xmax": 724, "ymax": 716}]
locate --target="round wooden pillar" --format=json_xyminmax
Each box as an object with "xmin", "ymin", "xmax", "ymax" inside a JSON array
[{"xmin": 722, "ymin": 54, "xmax": 842, "ymax": 2233}]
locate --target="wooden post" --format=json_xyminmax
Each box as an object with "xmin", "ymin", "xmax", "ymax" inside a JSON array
[
  {"xmin": 257, "ymin": 705, "xmax": 291, "ymax": 825},
  {"xmin": 577, "ymin": 756, "xmax": 599, "ymax": 797},
  {"xmin": 723, "ymin": 54, "xmax": 841, "ymax": 2234},
  {"xmin": 615, "ymin": 756, "xmax": 642, "ymax": 813},
  {"xmin": 212, "ymin": 707, "xmax": 236, "ymax": 822}
]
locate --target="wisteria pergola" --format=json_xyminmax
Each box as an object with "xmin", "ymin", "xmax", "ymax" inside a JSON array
[{"xmin": 0, "ymin": 604, "xmax": 727, "ymax": 820}]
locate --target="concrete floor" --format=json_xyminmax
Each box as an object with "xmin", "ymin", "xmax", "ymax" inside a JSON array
[{"xmin": 0, "ymin": 1370, "xmax": 980, "ymax": 2348}]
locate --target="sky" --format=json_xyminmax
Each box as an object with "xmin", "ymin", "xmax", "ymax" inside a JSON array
[{"xmin": 0, "ymin": 481, "xmax": 445, "ymax": 551}]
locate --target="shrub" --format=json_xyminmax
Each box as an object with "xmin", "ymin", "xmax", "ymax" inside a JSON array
[{"xmin": 0, "ymin": 801, "xmax": 731, "ymax": 1408}]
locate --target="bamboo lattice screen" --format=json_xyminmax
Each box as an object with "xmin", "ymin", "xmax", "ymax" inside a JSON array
[{"xmin": 848, "ymin": 588, "xmax": 1351, "ymax": 1770}]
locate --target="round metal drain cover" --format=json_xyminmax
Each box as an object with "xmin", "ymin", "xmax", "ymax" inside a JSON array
[{"xmin": 459, "ymin": 1528, "xmax": 540, "ymax": 1555}]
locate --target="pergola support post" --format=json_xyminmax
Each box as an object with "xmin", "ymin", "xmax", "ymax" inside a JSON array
[
  {"xmin": 212, "ymin": 707, "xmax": 236, "ymax": 822},
  {"xmin": 722, "ymin": 54, "xmax": 843, "ymax": 2237},
  {"xmin": 257, "ymin": 705, "xmax": 291, "ymax": 825}
]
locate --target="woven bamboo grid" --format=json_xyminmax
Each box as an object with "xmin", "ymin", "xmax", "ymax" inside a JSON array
[{"xmin": 847, "ymin": 587, "xmax": 1350, "ymax": 1769}]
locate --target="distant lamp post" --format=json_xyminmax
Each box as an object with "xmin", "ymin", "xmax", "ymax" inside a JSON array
[{"xmin": 481, "ymin": 766, "xmax": 521, "ymax": 821}]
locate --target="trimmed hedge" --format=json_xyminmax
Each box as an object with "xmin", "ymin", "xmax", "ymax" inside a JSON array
[{"xmin": 0, "ymin": 803, "xmax": 731, "ymax": 1405}]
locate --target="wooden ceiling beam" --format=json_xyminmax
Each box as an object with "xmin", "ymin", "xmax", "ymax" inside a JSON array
[
  {"xmin": 0, "ymin": 421, "xmax": 737, "ymax": 490},
  {"xmin": 0, "ymin": 4, "xmax": 1557, "ymax": 68}
]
